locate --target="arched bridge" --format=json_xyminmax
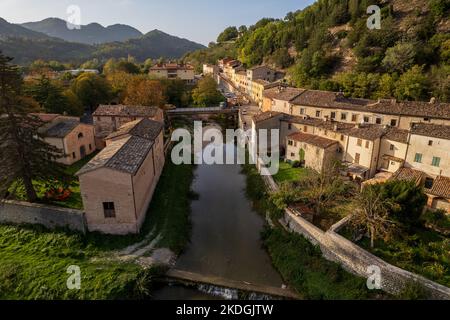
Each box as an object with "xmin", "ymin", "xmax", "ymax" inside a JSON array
[{"xmin": 166, "ymin": 107, "xmax": 239, "ymax": 116}]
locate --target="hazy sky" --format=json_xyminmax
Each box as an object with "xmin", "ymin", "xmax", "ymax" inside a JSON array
[{"xmin": 0, "ymin": 0, "xmax": 315, "ymax": 45}]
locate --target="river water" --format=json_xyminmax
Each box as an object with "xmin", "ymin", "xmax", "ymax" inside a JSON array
[{"xmin": 153, "ymin": 143, "xmax": 282, "ymax": 300}]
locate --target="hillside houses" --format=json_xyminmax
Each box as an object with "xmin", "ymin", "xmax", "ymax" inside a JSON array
[{"xmin": 252, "ymin": 87, "xmax": 450, "ymax": 213}]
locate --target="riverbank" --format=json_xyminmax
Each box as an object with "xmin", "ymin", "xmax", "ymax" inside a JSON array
[
  {"xmin": 241, "ymin": 163, "xmax": 378, "ymax": 300},
  {"xmin": 0, "ymin": 158, "xmax": 195, "ymax": 299}
]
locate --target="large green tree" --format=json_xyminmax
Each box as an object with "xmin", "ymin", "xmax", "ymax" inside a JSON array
[
  {"xmin": 192, "ymin": 76, "xmax": 224, "ymax": 107},
  {"xmin": 71, "ymin": 73, "xmax": 112, "ymax": 112},
  {"xmin": 0, "ymin": 52, "xmax": 66, "ymax": 202}
]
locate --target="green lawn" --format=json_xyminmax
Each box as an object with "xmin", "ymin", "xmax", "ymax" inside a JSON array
[
  {"xmin": 0, "ymin": 157, "xmax": 195, "ymax": 299},
  {"xmin": 273, "ymin": 161, "xmax": 310, "ymax": 184}
]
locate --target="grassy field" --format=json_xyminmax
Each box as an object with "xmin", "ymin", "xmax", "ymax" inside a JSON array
[
  {"xmin": 273, "ymin": 162, "xmax": 310, "ymax": 184},
  {"xmin": 0, "ymin": 157, "xmax": 196, "ymax": 299}
]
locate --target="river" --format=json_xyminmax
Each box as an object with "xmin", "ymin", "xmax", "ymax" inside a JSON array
[{"xmin": 153, "ymin": 142, "xmax": 283, "ymax": 300}]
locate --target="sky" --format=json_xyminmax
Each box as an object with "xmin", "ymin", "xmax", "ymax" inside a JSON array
[{"xmin": 0, "ymin": 0, "xmax": 315, "ymax": 45}]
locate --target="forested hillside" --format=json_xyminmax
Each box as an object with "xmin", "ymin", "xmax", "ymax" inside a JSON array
[{"xmin": 185, "ymin": 0, "xmax": 449, "ymax": 102}]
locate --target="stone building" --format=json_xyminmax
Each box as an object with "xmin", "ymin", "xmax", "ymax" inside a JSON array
[
  {"xmin": 77, "ymin": 118, "xmax": 165, "ymax": 235},
  {"xmin": 149, "ymin": 63, "xmax": 195, "ymax": 83},
  {"xmin": 92, "ymin": 105, "xmax": 164, "ymax": 149},
  {"xmin": 36, "ymin": 114, "xmax": 96, "ymax": 165}
]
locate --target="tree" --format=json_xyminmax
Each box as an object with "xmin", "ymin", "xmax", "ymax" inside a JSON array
[
  {"xmin": 0, "ymin": 52, "xmax": 66, "ymax": 202},
  {"xmin": 192, "ymin": 76, "xmax": 224, "ymax": 107},
  {"xmin": 382, "ymin": 42, "xmax": 417, "ymax": 73},
  {"xmin": 395, "ymin": 65, "xmax": 431, "ymax": 101},
  {"xmin": 217, "ymin": 27, "xmax": 239, "ymax": 43},
  {"xmin": 352, "ymin": 185, "xmax": 397, "ymax": 248},
  {"xmin": 71, "ymin": 73, "xmax": 112, "ymax": 111},
  {"xmin": 123, "ymin": 78, "xmax": 166, "ymax": 107}
]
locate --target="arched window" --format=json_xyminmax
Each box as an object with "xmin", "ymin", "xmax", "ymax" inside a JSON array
[{"xmin": 78, "ymin": 133, "xmax": 84, "ymax": 139}]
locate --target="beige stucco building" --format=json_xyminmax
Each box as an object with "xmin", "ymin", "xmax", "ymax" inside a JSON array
[
  {"xmin": 77, "ymin": 118, "xmax": 165, "ymax": 234},
  {"xmin": 149, "ymin": 63, "xmax": 195, "ymax": 83},
  {"xmin": 36, "ymin": 114, "xmax": 96, "ymax": 165},
  {"xmin": 286, "ymin": 132, "xmax": 339, "ymax": 173}
]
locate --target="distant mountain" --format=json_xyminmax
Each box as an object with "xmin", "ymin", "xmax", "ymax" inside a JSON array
[
  {"xmin": 0, "ymin": 17, "xmax": 205, "ymax": 65},
  {"xmin": 0, "ymin": 17, "xmax": 52, "ymax": 40},
  {"xmin": 92, "ymin": 29, "xmax": 206, "ymax": 60},
  {"xmin": 21, "ymin": 18, "xmax": 143, "ymax": 44}
]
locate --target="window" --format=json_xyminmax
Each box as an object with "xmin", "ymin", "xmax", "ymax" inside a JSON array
[
  {"xmin": 365, "ymin": 141, "xmax": 370, "ymax": 149},
  {"xmin": 414, "ymin": 153, "xmax": 423, "ymax": 163},
  {"xmin": 432, "ymin": 157, "xmax": 441, "ymax": 167},
  {"xmin": 316, "ymin": 110, "xmax": 321, "ymax": 118},
  {"xmin": 428, "ymin": 140, "xmax": 433, "ymax": 146},
  {"xmin": 425, "ymin": 178, "xmax": 434, "ymax": 189},
  {"xmin": 72, "ymin": 152, "xmax": 76, "ymax": 159},
  {"xmin": 304, "ymin": 126, "xmax": 308, "ymax": 133},
  {"xmin": 390, "ymin": 144, "xmax": 395, "ymax": 151},
  {"xmin": 341, "ymin": 113, "xmax": 347, "ymax": 121},
  {"xmin": 355, "ymin": 153, "xmax": 361, "ymax": 164},
  {"xmin": 357, "ymin": 139, "xmax": 363, "ymax": 147},
  {"xmin": 390, "ymin": 119, "xmax": 397, "ymax": 127},
  {"xmin": 341, "ymin": 135, "xmax": 345, "ymax": 141},
  {"xmin": 330, "ymin": 112, "xmax": 336, "ymax": 119},
  {"xmin": 288, "ymin": 140, "xmax": 293, "ymax": 146},
  {"xmin": 300, "ymin": 108, "xmax": 305, "ymax": 115},
  {"xmin": 288, "ymin": 123, "xmax": 292, "ymax": 130},
  {"xmin": 363, "ymin": 116, "xmax": 370, "ymax": 123},
  {"xmin": 424, "ymin": 117, "xmax": 430, "ymax": 122},
  {"xmin": 352, "ymin": 114, "xmax": 358, "ymax": 122},
  {"xmin": 291, "ymin": 153, "xmax": 295, "ymax": 157},
  {"xmin": 89, "ymin": 144, "xmax": 92, "ymax": 150},
  {"xmin": 103, "ymin": 202, "xmax": 116, "ymax": 218},
  {"xmin": 78, "ymin": 133, "xmax": 84, "ymax": 139},
  {"xmin": 376, "ymin": 118, "xmax": 382, "ymax": 125}
]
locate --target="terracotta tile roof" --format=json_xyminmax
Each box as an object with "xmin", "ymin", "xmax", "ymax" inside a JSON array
[
  {"xmin": 106, "ymin": 118, "xmax": 164, "ymax": 141},
  {"xmin": 410, "ymin": 123, "xmax": 450, "ymax": 140},
  {"xmin": 150, "ymin": 63, "xmax": 193, "ymax": 71},
  {"xmin": 77, "ymin": 119, "xmax": 163, "ymax": 176},
  {"xmin": 341, "ymin": 124, "xmax": 388, "ymax": 141},
  {"xmin": 252, "ymin": 111, "xmax": 283, "ymax": 123},
  {"xmin": 383, "ymin": 127, "xmax": 409, "ymax": 143},
  {"xmin": 291, "ymin": 90, "xmax": 371, "ymax": 110},
  {"xmin": 93, "ymin": 105, "xmax": 160, "ymax": 118},
  {"xmin": 382, "ymin": 155, "xmax": 405, "ymax": 163},
  {"xmin": 427, "ymin": 176, "xmax": 450, "ymax": 199},
  {"xmin": 263, "ymin": 86, "xmax": 305, "ymax": 102},
  {"xmin": 288, "ymin": 132, "xmax": 338, "ymax": 149},
  {"xmin": 44, "ymin": 118, "xmax": 80, "ymax": 138},
  {"xmin": 32, "ymin": 113, "xmax": 61, "ymax": 123},
  {"xmin": 391, "ymin": 167, "xmax": 425, "ymax": 184}
]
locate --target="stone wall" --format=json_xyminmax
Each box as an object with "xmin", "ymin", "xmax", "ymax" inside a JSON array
[
  {"xmin": 0, "ymin": 200, "xmax": 86, "ymax": 233},
  {"xmin": 260, "ymin": 171, "xmax": 450, "ymax": 300}
]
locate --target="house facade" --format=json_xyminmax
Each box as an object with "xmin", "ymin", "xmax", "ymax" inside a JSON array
[
  {"xmin": 36, "ymin": 114, "xmax": 96, "ymax": 165},
  {"xmin": 149, "ymin": 63, "xmax": 195, "ymax": 83},
  {"xmin": 77, "ymin": 118, "xmax": 165, "ymax": 235},
  {"xmin": 92, "ymin": 105, "xmax": 164, "ymax": 149}
]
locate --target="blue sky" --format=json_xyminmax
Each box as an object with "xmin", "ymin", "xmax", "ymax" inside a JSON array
[{"xmin": 0, "ymin": 0, "xmax": 315, "ymax": 45}]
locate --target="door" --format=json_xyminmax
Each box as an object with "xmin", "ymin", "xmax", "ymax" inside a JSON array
[{"xmin": 80, "ymin": 146, "xmax": 86, "ymax": 158}]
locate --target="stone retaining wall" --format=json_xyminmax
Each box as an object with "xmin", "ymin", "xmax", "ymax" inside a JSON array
[
  {"xmin": 0, "ymin": 200, "xmax": 86, "ymax": 233},
  {"xmin": 260, "ymin": 171, "xmax": 450, "ymax": 300}
]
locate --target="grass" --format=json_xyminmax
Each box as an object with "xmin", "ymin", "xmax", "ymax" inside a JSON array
[
  {"xmin": 8, "ymin": 152, "xmax": 99, "ymax": 210},
  {"xmin": 241, "ymin": 161, "xmax": 379, "ymax": 299},
  {"xmin": 262, "ymin": 228, "xmax": 376, "ymax": 300},
  {"xmin": 348, "ymin": 226, "xmax": 450, "ymax": 288},
  {"xmin": 0, "ymin": 156, "xmax": 196, "ymax": 299},
  {"xmin": 273, "ymin": 161, "xmax": 310, "ymax": 184},
  {"xmin": 0, "ymin": 224, "xmax": 164, "ymax": 300}
]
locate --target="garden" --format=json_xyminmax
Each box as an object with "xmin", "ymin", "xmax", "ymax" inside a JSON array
[{"xmin": 341, "ymin": 181, "xmax": 450, "ymax": 288}]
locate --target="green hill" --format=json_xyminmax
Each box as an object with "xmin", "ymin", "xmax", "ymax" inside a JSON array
[{"xmin": 185, "ymin": 0, "xmax": 449, "ymax": 102}]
